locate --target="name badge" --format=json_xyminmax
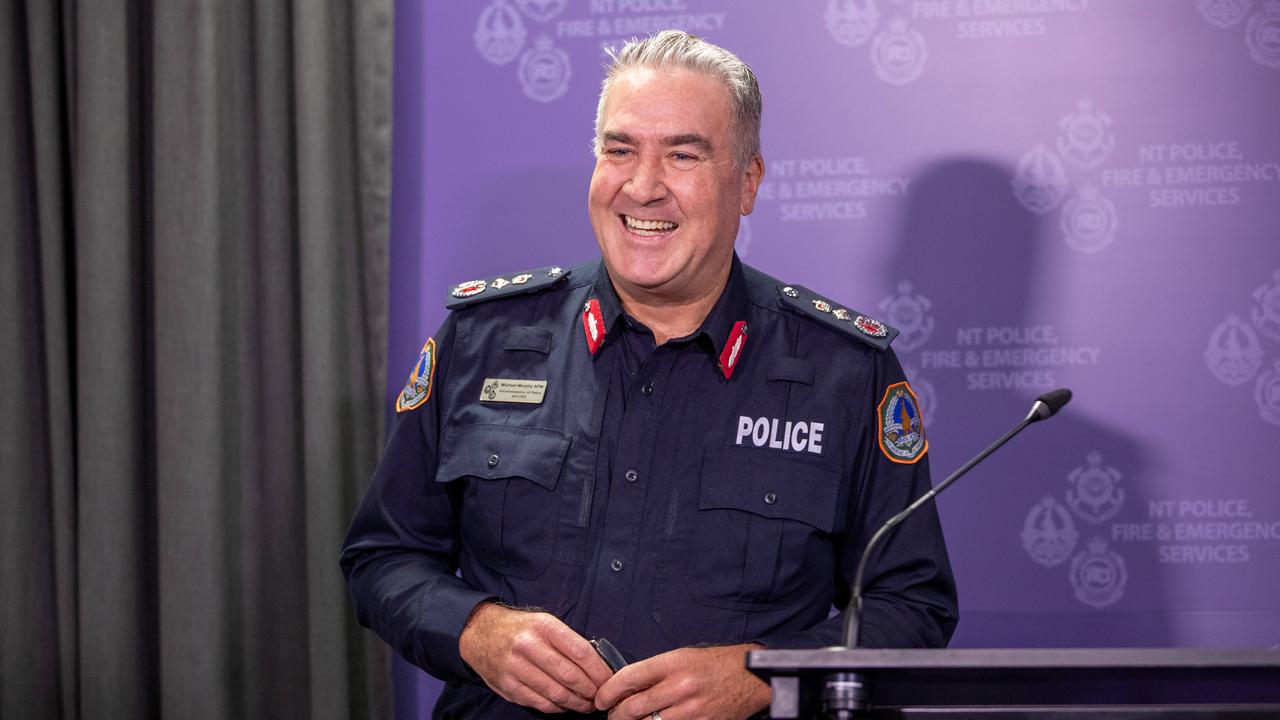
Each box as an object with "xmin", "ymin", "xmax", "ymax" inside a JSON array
[{"xmin": 481, "ymin": 378, "xmax": 547, "ymax": 404}]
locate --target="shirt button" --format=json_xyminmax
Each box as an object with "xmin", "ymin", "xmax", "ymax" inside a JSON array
[
  {"xmin": 611, "ymin": 558, "xmax": 624, "ymax": 572},
  {"xmin": 487, "ymin": 454, "xmax": 500, "ymax": 468},
  {"xmin": 624, "ymin": 469, "xmax": 638, "ymax": 483},
  {"xmin": 641, "ymin": 381, "xmax": 654, "ymax": 396},
  {"xmin": 764, "ymin": 492, "xmax": 778, "ymax": 505}
]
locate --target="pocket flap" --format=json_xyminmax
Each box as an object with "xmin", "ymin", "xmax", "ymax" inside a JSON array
[
  {"xmin": 698, "ymin": 453, "xmax": 839, "ymax": 532},
  {"xmin": 437, "ymin": 424, "xmax": 570, "ymax": 490}
]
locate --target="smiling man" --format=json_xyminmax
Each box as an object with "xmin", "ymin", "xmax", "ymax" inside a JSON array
[{"xmin": 341, "ymin": 30, "xmax": 957, "ymax": 720}]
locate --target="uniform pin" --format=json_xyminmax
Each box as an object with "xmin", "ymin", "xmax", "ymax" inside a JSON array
[
  {"xmin": 855, "ymin": 315, "xmax": 889, "ymax": 338},
  {"xmin": 812, "ymin": 299, "xmax": 832, "ymax": 313},
  {"xmin": 490, "ymin": 277, "xmax": 511, "ymax": 290},
  {"xmin": 451, "ymin": 280, "xmax": 487, "ymax": 298},
  {"xmin": 512, "ymin": 273, "xmax": 533, "ymax": 285},
  {"xmin": 548, "ymin": 267, "xmax": 563, "ymax": 277},
  {"xmin": 782, "ymin": 286, "xmax": 800, "ymax": 298},
  {"xmin": 832, "ymin": 308, "xmax": 852, "ymax": 321}
]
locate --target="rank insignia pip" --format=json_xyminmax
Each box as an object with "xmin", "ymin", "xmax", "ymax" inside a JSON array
[
  {"xmin": 396, "ymin": 338, "xmax": 437, "ymax": 413},
  {"xmin": 451, "ymin": 280, "xmax": 487, "ymax": 299},
  {"xmin": 877, "ymin": 381, "xmax": 927, "ymax": 464}
]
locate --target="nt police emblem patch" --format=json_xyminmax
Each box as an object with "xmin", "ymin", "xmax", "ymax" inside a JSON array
[
  {"xmin": 396, "ymin": 339, "xmax": 437, "ymax": 413},
  {"xmin": 877, "ymin": 382, "xmax": 927, "ymax": 464}
]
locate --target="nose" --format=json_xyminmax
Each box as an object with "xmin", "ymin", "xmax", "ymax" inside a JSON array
[{"xmin": 624, "ymin": 154, "xmax": 668, "ymax": 205}]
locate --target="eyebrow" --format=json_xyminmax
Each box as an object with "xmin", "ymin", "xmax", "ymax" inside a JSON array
[{"xmin": 601, "ymin": 130, "xmax": 714, "ymax": 153}]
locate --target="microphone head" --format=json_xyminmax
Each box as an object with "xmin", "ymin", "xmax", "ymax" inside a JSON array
[{"xmin": 1029, "ymin": 388, "xmax": 1073, "ymax": 421}]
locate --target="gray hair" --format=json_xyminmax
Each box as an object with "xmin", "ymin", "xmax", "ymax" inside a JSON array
[{"xmin": 593, "ymin": 30, "xmax": 762, "ymax": 169}]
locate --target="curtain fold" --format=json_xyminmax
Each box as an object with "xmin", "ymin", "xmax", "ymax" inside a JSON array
[{"xmin": 1, "ymin": 2, "xmax": 394, "ymax": 718}]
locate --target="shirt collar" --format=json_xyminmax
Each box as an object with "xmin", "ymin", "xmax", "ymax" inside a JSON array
[{"xmin": 583, "ymin": 255, "xmax": 752, "ymax": 380}]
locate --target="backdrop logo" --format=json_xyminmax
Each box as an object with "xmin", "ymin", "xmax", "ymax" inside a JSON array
[
  {"xmin": 1060, "ymin": 185, "xmax": 1118, "ymax": 253},
  {"xmin": 1246, "ymin": 1, "xmax": 1280, "ymax": 67},
  {"xmin": 1022, "ymin": 496, "xmax": 1079, "ymax": 567},
  {"xmin": 1207, "ymin": 268, "xmax": 1280, "ymax": 424},
  {"xmin": 1066, "ymin": 452, "xmax": 1125, "ymax": 525},
  {"xmin": 475, "ymin": 1, "xmax": 528, "ymax": 65},
  {"xmin": 1057, "ymin": 99, "xmax": 1115, "ymax": 170},
  {"xmin": 825, "ymin": 0, "xmax": 880, "ymax": 47},
  {"xmin": 1197, "ymin": 0, "xmax": 1255, "ymax": 28},
  {"xmin": 1253, "ymin": 269, "xmax": 1280, "ymax": 340},
  {"xmin": 871, "ymin": 18, "xmax": 928, "ymax": 85},
  {"xmin": 1206, "ymin": 315, "xmax": 1264, "ymax": 386},
  {"xmin": 1013, "ymin": 145, "xmax": 1070, "ymax": 214},
  {"xmin": 1069, "ymin": 537, "xmax": 1127, "ymax": 608},
  {"xmin": 515, "ymin": 0, "xmax": 568, "ymax": 23},
  {"xmin": 879, "ymin": 281, "xmax": 934, "ymax": 352},
  {"xmin": 1256, "ymin": 361, "xmax": 1280, "ymax": 425},
  {"xmin": 518, "ymin": 37, "xmax": 571, "ymax": 103}
]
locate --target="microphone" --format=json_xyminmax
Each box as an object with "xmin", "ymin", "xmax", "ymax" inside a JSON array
[{"xmin": 840, "ymin": 387, "xmax": 1073, "ymax": 649}]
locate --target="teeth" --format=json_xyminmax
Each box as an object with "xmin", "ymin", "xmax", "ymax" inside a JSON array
[{"xmin": 624, "ymin": 215, "xmax": 678, "ymax": 232}]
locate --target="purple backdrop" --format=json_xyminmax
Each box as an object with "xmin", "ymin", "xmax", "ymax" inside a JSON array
[{"xmin": 386, "ymin": 0, "xmax": 1280, "ymax": 713}]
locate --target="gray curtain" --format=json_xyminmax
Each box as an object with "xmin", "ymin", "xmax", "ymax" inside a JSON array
[{"xmin": 1, "ymin": 1, "xmax": 394, "ymax": 718}]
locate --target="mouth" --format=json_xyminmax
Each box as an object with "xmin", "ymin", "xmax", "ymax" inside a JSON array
[{"xmin": 620, "ymin": 214, "xmax": 679, "ymax": 237}]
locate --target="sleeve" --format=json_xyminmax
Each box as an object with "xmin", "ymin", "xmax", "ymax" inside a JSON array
[
  {"xmin": 756, "ymin": 348, "xmax": 958, "ymax": 650},
  {"xmin": 338, "ymin": 315, "xmax": 496, "ymax": 682}
]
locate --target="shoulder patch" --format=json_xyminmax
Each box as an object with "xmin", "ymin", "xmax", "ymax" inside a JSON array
[
  {"xmin": 877, "ymin": 381, "xmax": 928, "ymax": 464},
  {"xmin": 396, "ymin": 338, "xmax": 437, "ymax": 413},
  {"xmin": 445, "ymin": 266, "xmax": 570, "ymax": 309},
  {"xmin": 775, "ymin": 284, "xmax": 899, "ymax": 350}
]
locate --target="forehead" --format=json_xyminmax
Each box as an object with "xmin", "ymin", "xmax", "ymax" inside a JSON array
[{"xmin": 601, "ymin": 67, "xmax": 732, "ymax": 137}]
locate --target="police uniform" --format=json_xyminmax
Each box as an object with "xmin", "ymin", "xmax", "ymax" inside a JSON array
[{"xmin": 340, "ymin": 256, "xmax": 957, "ymax": 719}]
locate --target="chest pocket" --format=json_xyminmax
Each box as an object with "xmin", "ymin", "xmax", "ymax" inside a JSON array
[
  {"xmin": 685, "ymin": 452, "xmax": 840, "ymax": 610},
  {"xmin": 436, "ymin": 424, "xmax": 570, "ymax": 579}
]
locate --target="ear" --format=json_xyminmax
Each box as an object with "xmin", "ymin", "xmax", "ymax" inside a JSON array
[{"xmin": 739, "ymin": 154, "xmax": 765, "ymax": 215}]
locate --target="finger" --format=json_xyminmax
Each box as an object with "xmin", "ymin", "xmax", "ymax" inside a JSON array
[
  {"xmin": 607, "ymin": 684, "xmax": 682, "ymax": 720},
  {"xmin": 540, "ymin": 616, "xmax": 615, "ymax": 686},
  {"xmin": 516, "ymin": 653, "xmax": 597, "ymax": 713},
  {"xmin": 508, "ymin": 659, "xmax": 596, "ymax": 714},
  {"xmin": 595, "ymin": 655, "xmax": 668, "ymax": 710},
  {"xmin": 516, "ymin": 618, "xmax": 604, "ymax": 700},
  {"xmin": 507, "ymin": 680, "xmax": 566, "ymax": 715}
]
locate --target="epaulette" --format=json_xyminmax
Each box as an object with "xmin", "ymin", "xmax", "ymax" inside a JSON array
[
  {"xmin": 444, "ymin": 266, "xmax": 570, "ymax": 310},
  {"xmin": 775, "ymin": 283, "xmax": 898, "ymax": 351}
]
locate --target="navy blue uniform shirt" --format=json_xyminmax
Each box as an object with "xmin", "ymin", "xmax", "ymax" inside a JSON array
[{"xmin": 340, "ymin": 256, "xmax": 957, "ymax": 719}]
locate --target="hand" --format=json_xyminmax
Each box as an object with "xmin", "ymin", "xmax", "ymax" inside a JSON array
[
  {"xmin": 458, "ymin": 602, "xmax": 614, "ymax": 714},
  {"xmin": 594, "ymin": 644, "xmax": 770, "ymax": 720}
]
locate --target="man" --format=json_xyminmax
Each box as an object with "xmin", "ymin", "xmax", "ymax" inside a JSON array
[{"xmin": 341, "ymin": 30, "xmax": 956, "ymax": 720}]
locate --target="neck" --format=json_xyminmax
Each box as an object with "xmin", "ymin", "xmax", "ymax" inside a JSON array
[{"xmin": 613, "ymin": 267, "xmax": 729, "ymax": 346}]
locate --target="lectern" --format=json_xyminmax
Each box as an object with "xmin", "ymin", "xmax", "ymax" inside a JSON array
[{"xmin": 747, "ymin": 647, "xmax": 1280, "ymax": 718}]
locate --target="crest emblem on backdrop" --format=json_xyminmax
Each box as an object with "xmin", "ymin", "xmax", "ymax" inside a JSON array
[
  {"xmin": 1196, "ymin": 0, "xmax": 1255, "ymax": 28},
  {"xmin": 1070, "ymin": 538, "xmax": 1127, "ymax": 608},
  {"xmin": 1246, "ymin": 2, "xmax": 1280, "ymax": 68},
  {"xmin": 1021, "ymin": 496, "xmax": 1079, "ymax": 567},
  {"xmin": 1012, "ymin": 145, "xmax": 1071, "ymax": 215},
  {"xmin": 872, "ymin": 19, "xmax": 928, "ymax": 85},
  {"xmin": 474, "ymin": 1, "xmax": 527, "ymax": 66},
  {"xmin": 1066, "ymin": 452, "xmax": 1125, "ymax": 525},
  {"xmin": 514, "ymin": 0, "xmax": 567, "ymax": 23},
  {"xmin": 1060, "ymin": 185, "xmax": 1118, "ymax": 254},
  {"xmin": 1251, "ymin": 269, "xmax": 1280, "ymax": 341},
  {"xmin": 879, "ymin": 281, "xmax": 934, "ymax": 352},
  {"xmin": 1256, "ymin": 361, "xmax": 1280, "ymax": 426},
  {"xmin": 518, "ymin": 36, "xmax": 571, "ymax": 103},
  {"xmin": 824, "ymin": 0, "xmax": 880, "ymax": 47},
  {"xmin": 1206, "ymin": 315, "xmax": 1265, "ymax": 386},
  {"xmin": 1057, "ymin": 99, "xmax": 1116, "ymax": 170}
]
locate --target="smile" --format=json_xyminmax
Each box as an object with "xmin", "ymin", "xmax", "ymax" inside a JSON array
[{"xmin": 621, "ymin": 214, "xmax": 679, "ymax": 236}]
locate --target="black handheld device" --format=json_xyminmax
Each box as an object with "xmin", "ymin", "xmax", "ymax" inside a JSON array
[{"xmin": 589, "ymin": 637, "xmax": 628, "ymax": 673}]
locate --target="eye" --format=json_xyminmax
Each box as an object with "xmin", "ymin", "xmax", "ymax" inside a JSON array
[
  {"xmin": 670, "ymin": 152, "xmax": 700, "ymax": 167},
  {"xmin": 605, "ymin": 147, "xmax": 633, "ymax": 158}
]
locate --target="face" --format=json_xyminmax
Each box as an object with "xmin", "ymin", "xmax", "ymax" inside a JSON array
[{"xmin": 589, "ymin": 67, "xmax": 764, "ymax": 304}]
